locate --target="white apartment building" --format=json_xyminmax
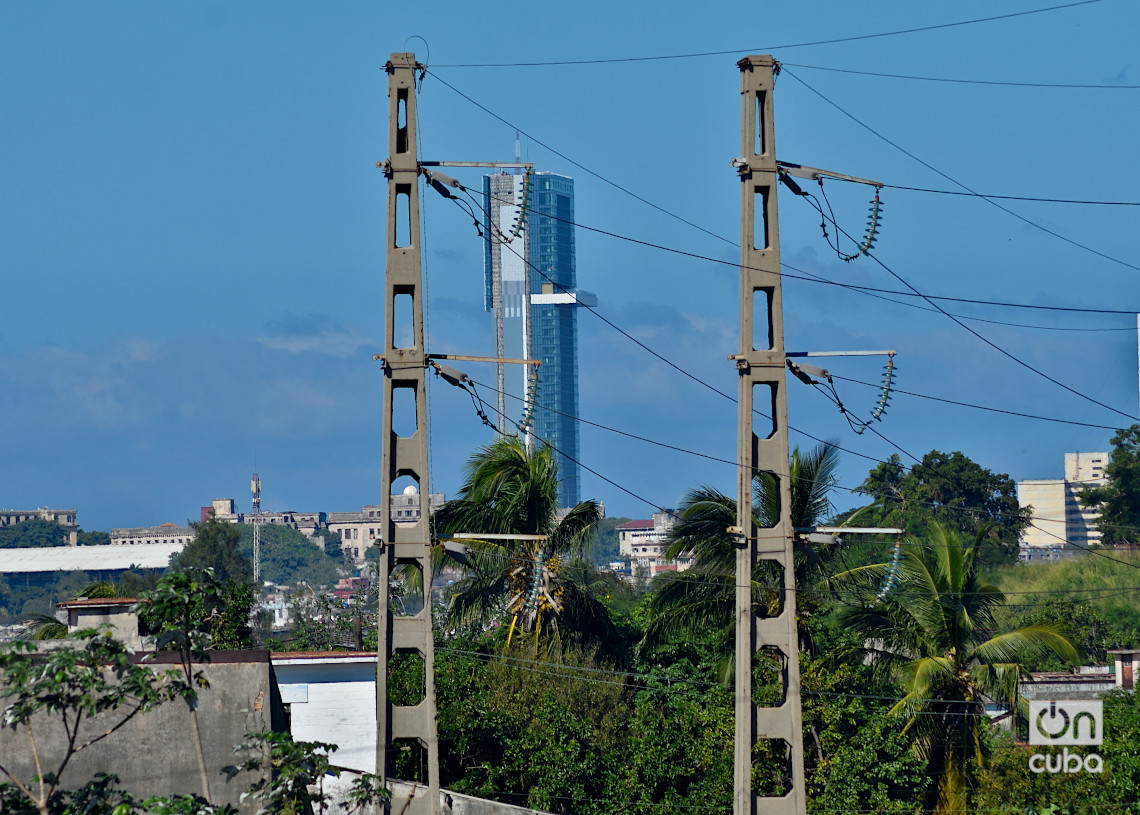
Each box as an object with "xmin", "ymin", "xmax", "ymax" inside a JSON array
[
  {"xmin": 617, "ymin": 510, "xmax": 691, "ymax": 577},
  {"xmin": 1018, "ymin": 451, "xmax": 1107, "ymax": 556}
]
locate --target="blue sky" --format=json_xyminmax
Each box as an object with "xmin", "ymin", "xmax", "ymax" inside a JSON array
[{"xmin": 2, "ymin": 2, "xmax": 1139, "ymax": 531}]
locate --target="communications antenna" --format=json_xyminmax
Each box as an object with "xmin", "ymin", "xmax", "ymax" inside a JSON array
[{"xmin": 251, "ymin": 471, "xmax": 262, "ymax": 584}]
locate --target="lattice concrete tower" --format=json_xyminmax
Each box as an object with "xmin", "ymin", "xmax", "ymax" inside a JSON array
[
  {"xmin": 733, "ymin": 55, "xmax": 807, "ymax": 815},
  {"xmin": 376, "ymin": 53, "xmax": 441, "ymax": 815}
]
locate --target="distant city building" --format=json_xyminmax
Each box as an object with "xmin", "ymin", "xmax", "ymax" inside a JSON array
[
  {"xmin": 202, "ymin": 498, "xmax": 239, "ymax": 523},
  {"xmin": 329, "ymin": 487, "xmax": 445, "ymax": 563},
  {"xmin": 1018, "ymin": 451, "xmax": 1108, "ymax": 560},
  {"xmin": 0, "ymin": 507, "xmax": 78, "ymax": 544},
  {"xmin": 616, "ymin": 511, "xmax": 690, "ymax": 577},
  {"xmin": 110, "ymin": 523, "xmax": 195, "ymax": 546},
  {"xmin": 483, "ymin": 170, "xmax": 595, "ymax": 509}
]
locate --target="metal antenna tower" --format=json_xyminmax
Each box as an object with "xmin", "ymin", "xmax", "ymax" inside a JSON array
[
  {"xmin": 376, "ymin": 52, "xmax": 440, "ymax": 815},
  {"xmin": 732, "ymin": 55, "xmax": 807, "ymax": 815},
  {"xmin": 250, "ymin": 471, "xmax": 262, "ymax": 584}
]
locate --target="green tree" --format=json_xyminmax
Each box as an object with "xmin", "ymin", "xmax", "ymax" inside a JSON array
[
  {"xmin": 0, "ymin": 519, "xmax": 69, "ymax": 549},
  {"xmin": 1000, "ymin": 597, "xmax": 1130, "ymax": 672},
  {"xmin": 139, "ymin": 569, "xmax": 230, "ymax": 801},
  {"xmin": 641, "ymin": 442, "xmax": 842, "ymax": 679},
  {"xmin": 222, "ymin": 731, "xmax": 388, "ymax": 815},
  {"xmin": 434, "ymin": 437, "xmax": 609, "ymax": 651},
  {"xmin": 834, "ymin": 525, "xmax": 1077, "ymax": 812},
  {"xmin": 589, "ymin": 516, "xmax": 632, "ymax": 566},
  {"xmin": 75, "ymin": 530, "xmax": 111, "ymax": 546},
  {"xmin": 1080, "ymin": 424, "xmax": 1140, "ymax": 545},
  {"xmin": 0, "ymin": 629, "xmax": 186, "ymax": 815},
  {"xmin": 235, "ymin": 525, "xmax": 341, "ymax": 588},
  {"xmin": 169, "ymin": 520, "xmax": 253, "ymax": 586},
  {"xmin": 855, "ymin": 450, "xmax": 1028, "ymax": 565}
]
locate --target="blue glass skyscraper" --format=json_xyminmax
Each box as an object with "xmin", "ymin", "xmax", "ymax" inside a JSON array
[{"xmin": 483, "ymin": 171, "xmax": 594, "ymax": 509}]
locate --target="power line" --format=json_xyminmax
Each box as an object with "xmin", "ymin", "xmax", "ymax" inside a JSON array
[
  {"xmin": 431, "ymin": 81, "xmax": 1139, "ymax": 323},
  {"xmin": 425, "ymin": 69, "xmax": 730, "ymax": 248},
  {"xmin": 830, "ymin": 372, "xmax": 1122, "ymax": 431},
  {"xmin": 458, "ymin": 194, "xmax": 892, "ymax": 469},
  {"xmin": 781, "ymin": 66, "xmax": 1140, "ymax": 275},
  {"xmin": 882, "ymin": 182, "xmax": 1140, "ymax": 206},
  {"xmin": 431, "ymin": 124, "xmax": 1140, "ymax": 543},
  {"xmin": 430, "ymin": 1, "xmax": 1107, "ymax": 67},
  {"xmin": 784, "ymin": 169, "xmax": 1138, "ymax": 424},
  {"xmin": 468, "ymin": 183, "xmax": 1138, "ymax": 322},
  {"xmin": 782, "ymin": 61, "xmax": 1140, "ymax": 90},
  {"xmin": 442, "ymin": 190, "xmax": 1140, "ymax": 545},
  {"xmin": 452, "ymin": 367, "xmax": 1140, "ymax": 550},
  {"xmin": 468, "ymin": 188, "xmax": 1139, "ymax": 425}
]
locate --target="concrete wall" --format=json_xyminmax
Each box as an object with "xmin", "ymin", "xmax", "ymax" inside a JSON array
[
  {"xmin": 318, "ymin": 775, "xmax": 556, "ymax": 815},
  {"xmin": 0, "ymin": 650, "xmax": 286, "ymax": 810}
]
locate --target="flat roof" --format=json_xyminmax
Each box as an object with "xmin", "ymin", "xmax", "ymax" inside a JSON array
[{"xmin": 0, "ymin": 543, "xmax": 182, "ymax": 573}]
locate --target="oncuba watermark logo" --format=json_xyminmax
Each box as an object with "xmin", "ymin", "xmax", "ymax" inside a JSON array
[{"xmin": 1028, "ymin": 700, "xmax": 1103, "ymax": 774}]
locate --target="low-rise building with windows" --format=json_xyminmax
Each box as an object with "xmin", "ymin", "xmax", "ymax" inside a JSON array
[
  {"xmin": 110, "ymin": 522, "xmax": 195, "ymax": 547},
  {"xmin": 0, "ymin": 507, "xmax": 79, "ymax": 544}
]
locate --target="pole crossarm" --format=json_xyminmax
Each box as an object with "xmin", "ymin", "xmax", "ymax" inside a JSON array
[
  {"xmin": 734, "ymin": 54, "xmax": 808, "ymax": 815},
  {"xmin": 775, "ymin": 160, "xmax": 882, "ymax": 188}
]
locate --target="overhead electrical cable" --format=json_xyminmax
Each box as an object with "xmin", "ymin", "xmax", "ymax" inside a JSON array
[
  {"xmin": 854, "ymin": 222, "xmax": 1136, "ymax": 422},
  {"xmin": 430, "ymin": 0, "xmax": 1107, "ymax": 67},
  {"xmin": 459, "ymin": 371, "xmax": 1140, "ymax": 546},
  {"xmin": 776, "ymin": 133, "xmax": 1137, "ymax": 423},
  {"xmin": 425, "ymin": 69, "xmax": 731, "ymax": 248},
  {"xmin": 781, "ymin": 61, "xmax": 1140, "ymax": 90},
  {"xmin": 429, "ymin": 80, "xmax": 1139, "ymax": 321},
  {"xmin": 781, "ymin": 66, "xmax": 1140, "ymax": 275},
  {"xmin": 880, "ymin": 183, "xmax": 1140, "ymax": 206},
  {"xmin": 469, "ymin": 185, "xmax": 1137, "ymax": 322},
  {"xmin": 445, "ymin": 189, "xmax": 1135, "ymax": 534},
  {"xmin": 831, "ymin": 372, "xmax": 1122, "ymax": 430}
]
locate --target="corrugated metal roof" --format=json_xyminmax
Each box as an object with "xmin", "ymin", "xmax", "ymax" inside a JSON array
[{"xmin": 0, "ymin": 543, "xmax": 183, "ymax": 573}]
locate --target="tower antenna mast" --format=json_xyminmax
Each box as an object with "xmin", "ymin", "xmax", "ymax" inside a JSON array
[{"xmin": 251, "ymin": 471, "xmax": 261, "ymax": 584}]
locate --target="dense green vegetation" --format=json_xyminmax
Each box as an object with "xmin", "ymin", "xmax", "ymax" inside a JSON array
[
  {"xmin": 235, "ymin": 522, "xmax": 343, "ymax": 587},
  {"xmin": 11, "ymin": 434, "xmax": 1140, "ymax": 813},
  {"xmin": 0, "ymin": 518, "xmax": 71, "ymax": 548},
  {"xmin": 0, "ymin": 519, "xmax": 111, "ymax": 549},
  {"xmin": 852, "ymin": 449, "xmax": 1028, "ymax": 566},
  {"xmin": 989, "ymin": 551, "xmax": 1140, "ymax": 637}
]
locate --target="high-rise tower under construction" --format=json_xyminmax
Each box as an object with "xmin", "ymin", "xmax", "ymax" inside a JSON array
[{"xmin": 482, "ymin": 170, "xmax": 594, "ymax": 509}]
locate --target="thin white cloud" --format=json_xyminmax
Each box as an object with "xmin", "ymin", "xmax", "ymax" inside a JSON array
[{"xmin": 257, "ymin": 312, "xmax": 375, "ymax": 358}]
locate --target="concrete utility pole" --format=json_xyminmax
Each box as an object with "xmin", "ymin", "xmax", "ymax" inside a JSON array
[
  {"xmin": 376, "ymin": 52, "xmax": 440, "ymax": 815},
  {"xmin": 732, "ymin": 55, "xmax": 807, "ymax": 815}
]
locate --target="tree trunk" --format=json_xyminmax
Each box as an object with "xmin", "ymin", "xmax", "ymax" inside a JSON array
[{"xmin": 189, "ymin": 706, "xmax": 211, "ymax": 801}]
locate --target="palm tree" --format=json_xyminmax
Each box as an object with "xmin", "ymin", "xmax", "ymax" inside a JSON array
[
  {"xmin": 433, "ymin": 436, "xmax": 609, "ymax": 650},
  {"xmin": 641, "ymin": 442, "xmax": 842, "ymax": 679},
  {"xmin": 834, "ymin": 524, "xmax": 1077, "ymax": 813}
]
